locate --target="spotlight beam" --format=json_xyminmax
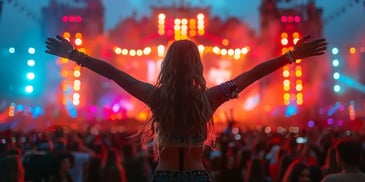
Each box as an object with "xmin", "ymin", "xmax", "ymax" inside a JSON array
[{"xmin": 338, "ymin": 74, "xmax": 365, "ymax": 93}]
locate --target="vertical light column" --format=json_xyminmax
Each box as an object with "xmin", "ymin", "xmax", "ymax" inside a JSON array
[
  {"xmin": 58, "ymin": 32, "xmax": 84, "ymax": 118},
  {"xmin": 25, "ymin": 47, "xmax": 36, "ymax": 94}
]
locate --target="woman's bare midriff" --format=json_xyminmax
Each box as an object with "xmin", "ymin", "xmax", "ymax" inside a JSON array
[{"xmin": 155, "ymin": 146, "xmax": 206, "ymax": 171}]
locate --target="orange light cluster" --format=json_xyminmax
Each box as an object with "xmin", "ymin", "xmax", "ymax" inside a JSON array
[
  {"xmin": 174, "ymin": 18, "xmax": 189, "ymax": 40},
  {"xmin": 113, "ymin": 46, "xmax": 152, "ymax": 56},
  {"xmin": 157, "ymin": 13, "xmax": 206, "ymax": 40},
  {"xmin": 174, "ymin": 13, "xmax": 205, "ymax": 40},
  {"xmin": 281, "ymin": 32, "xmax": 303, "ymax": 105},
  {"xmin": 158, "ymin": 13, "xmax": 166, "ymax": 35},
  {"xmin": 8, "ymin": 103, "xmax": 15, "ymax": 117},
  {"xmin": 113, "ymin": 45, "xmax": 250, "ymax": 59},
  {"xmin": 197, "ymin": 13, "xmax": 205, "ymax": 35},
  {"xmin": 59, "ymin": 32, "xmax": 84, "ymax": 107}
]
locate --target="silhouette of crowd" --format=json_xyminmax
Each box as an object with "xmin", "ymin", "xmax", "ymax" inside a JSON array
[{"xmin": 1, "ymin": 122, "xmax": 365, "ymax": 182}]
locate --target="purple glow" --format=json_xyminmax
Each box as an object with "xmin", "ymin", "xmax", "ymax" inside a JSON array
[
  {"xmin": 308, "ymin": 120, "xmax": 315, "ymax": 128},
  {"xmin": 327, "ymin": 118, "xmax": 334, "ymax": 125},
  {"xmin": 91, "ymin": 106, "xmax": 97, "ymax": 113},
  {"xmin": 338, "ymin": 120, "xmax": 344, "ymax": 126},
  {"xmin": 112, "ymin": 104, "xmax": 120, "ymax": 113}
]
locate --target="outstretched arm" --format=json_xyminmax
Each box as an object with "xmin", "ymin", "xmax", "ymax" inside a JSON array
[
  {"xmin": 208, "ymin": 35, "xmax": 327, "ymax": 110},
  {"xmin": 45, "ymin": 35, "xmax": 154, "ymax": 105}
]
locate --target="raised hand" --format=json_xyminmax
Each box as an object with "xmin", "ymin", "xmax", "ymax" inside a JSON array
[
  {"xmin": 292, "ymin": 35, "xmax": 327, "ymax": 60},
  {"xmin": 45, "ymin": 35, "xmax": 74, "ymax": 58}
]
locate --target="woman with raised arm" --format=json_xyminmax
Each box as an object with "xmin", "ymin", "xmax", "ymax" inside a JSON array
[{"xmin": 45, "ymin": 35, "xmax": 327, "ymax": 182}]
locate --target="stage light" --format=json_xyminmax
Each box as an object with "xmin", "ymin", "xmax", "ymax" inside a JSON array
[
  {"xmin": 213, "ymin": 46, "xmax": 220, "ymax": 54},
  {"xmin": 234, "ymin": 48, "xmax": 241, "ymax": 55},
  {"xmin": 27, "ymin": 59, "xmax": 35, "ymax": 67},
  {"xmin": 283, "ymin": 70, "xmax": 290, "ymax": 77},
  {"xmin": 28, "ymin": 47, "xmax": 35, "ymax": 54},
  {"xmin": 281, "ymin": 16, "xmax": 287, "ymax": 22},
  {"xmin": 332, "ymin": 59, "xmax": 340, "ymax": 67},
  {"xmin": 72, "ymin": 99, "xmax": 80, "ymax": 106},
  {"xmin": 283, "ymin": 93, "xmax": 290, "ymax": 100},
  {"xmin": 75, "ymin": 38, "xmax": 82, "ymax": 46},
  {"xmin": 241, "ymin": 46, "xmax": 250, "ymax": 54},
  {"xmin": 9, "ymin": 47, "xmax": 15, "ymax": 54},
  {"xmin": 349, "ymin": 47, "xmax": 356, "ymax": 54},
  {"xmin": 136, "ymin": 49, "xmax": 143, "ymax": 56},
  {"xmin": 227, "ymin": 49, "xmax": 234, "ymax": 56},
  {"xmin": 158, "ymin": 13, "xmax": 166, "ymax": 20},
  {"xmin": 63, "ymin": 32, "xmax": 71, "ymax": 39},
  {"xmin": 333, "ymin": 84, "xmax": 341, "ymax": 93},
  {"xmin": 281, "ymin": 47, "xmax": 288, "ymax": 54},
  {"xmin": 174, "ymin": 18, "xmax": 181, "ymax": 25},
  {"xmin": 296, "ymin": 98, "xmax": 303, "ymax": 105},
  {"xmin": 74, "ymin": 80, "xmax": 80, "ymax": 86},
  {"xmin": 16, "ymin": 104, "xmax": 24, "ymax": 112},
  {"xmin": 294, "ymin": 16, "xmax": 301, "ymax": 23},
  {"xmin": 295, "ymin": 70, "xmax": 302, "ymax": 77},
  {"xmin": 281, "ymin": 38, "xmax": 288, "ymax": 45},
  {"xmin": 222, "ymin": 39, "xmax": 229, "ymax": 46},
  {"xmin": 157, "ymin": 45, "xmax": 165, "ymax": 57},
  {"xmin": 308, "ymin": 120, "xmax": 315, "ymax": 128},
  {"xmin": 75, "ymin": 16, "xmax": 82, "ymax": 23},
  {"xmin": 69, "ymin": 16, "xmax": 75, "ymax": 22},
  {"xmin": 75, "ymin": 33, "xmax": 82, "ymax": 38},
  {"xmin": 121, "ymin": 49, "xmax": 128, "ymax": 55},
  {"xmin": 73, "ymin": 85, "xmax": 80, "ymax": 91},
  {"xmin": 62, "ymin": 16, "xmax": 68, "ymax": 22},
  {"xmin": 129, "ymin": 49, "xmax": 136, "ymax": 56},
  {"xmin": 143, "ymin": 47, "xmax": 151, "ymax": 55},
  {"xmin": 333, "ymin": 72, "xmax": 340, "ymax": 80},
  {"xmin": 114, "ymin": 47, "xmax": 122, "ymax": 54},
  {"xmin": 331, "ymin": 47, "xmax": 339, "ymax": 55},
  {"xmin": 25, "ymin": 85, "xmax": 34, "ymax": 93},
  {"xmin": 198, "ymin": 45, "xmax": 205, "ymax": 53},
  {"xmin": 73, "ymin": 93, "xmax": 80, "ymax": 100},
  {"xmin": 26, "ymin": 72, "xmax": 35, "ymax": 80},
  {"xmin": 296, "ymin": 83, "xmax": 303, "ymax": 91},
  {"xmin": 189, "ymin": 30, "xmax": 196, "ymax": 36},
  {"xmin": 61, "ymin": 70, "xmax": 69, "ymax": 77},
  {"xmin": 283, "ymin": 85, "xmax": 290, "ymax": 91},
  {"xmin": 285, "ymin": 104, "xmax": 298, "ymax": 117},
  {"xmin": 283, "ymin": 79, "xmax": 290, "ymax": 86},
  {"xmin": 220, "ymin": 49, "xmax": 227, "ymax": 56}
]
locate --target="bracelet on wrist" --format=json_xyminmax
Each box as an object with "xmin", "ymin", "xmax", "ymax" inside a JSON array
[
  {"xmin": 220, "ymin": 80, "xmax": 239, "ymax": 100},
  {"xmin": 69, "ymin": 49, "xmax": 87, "ymax": 66},
  {"xmin": 285, "ymin": 50, "xmax": 296, "ymax": 64}
]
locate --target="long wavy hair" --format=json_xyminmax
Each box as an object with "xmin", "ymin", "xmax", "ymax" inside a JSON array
[{"xmin": 142, "ymin": 40, "xmax": 214, "ymax": 148}]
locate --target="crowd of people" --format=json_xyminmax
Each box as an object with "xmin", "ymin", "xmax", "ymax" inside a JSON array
[{"xmin": 1, "ymin": 123, "xmax": 365, "ymax": 182}]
